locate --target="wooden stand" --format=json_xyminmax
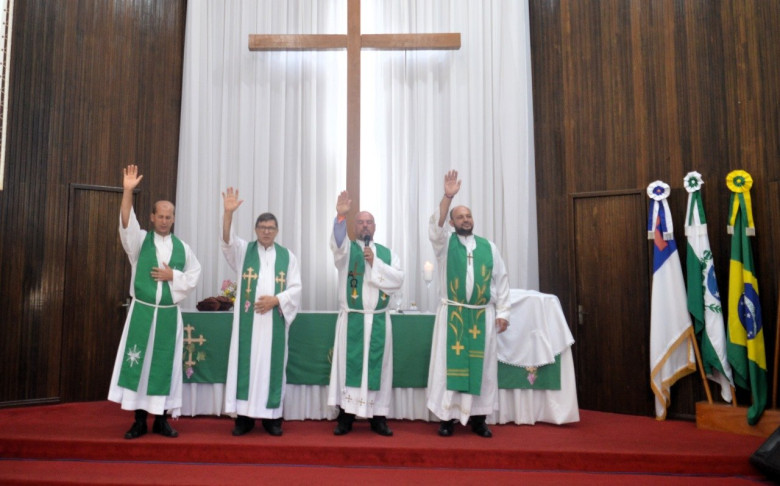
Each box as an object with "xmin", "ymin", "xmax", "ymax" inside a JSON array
[{"xmin": 696, "ymin": 402, "xmax": 780, "ymax": 437}]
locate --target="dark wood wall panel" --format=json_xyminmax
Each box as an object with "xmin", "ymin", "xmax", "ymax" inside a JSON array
[
  {"xmin": 0, "ymin": 0, "xmax": 186, "ymax": 404},
  {"xmin": 532, "ymin": 0, "xmax": 780, "ymax": 418}
]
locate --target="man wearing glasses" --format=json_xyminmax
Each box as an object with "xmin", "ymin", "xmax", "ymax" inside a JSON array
[{"xmin": 220, "ymin": 187, "xmax": 302, "ymax": 437}]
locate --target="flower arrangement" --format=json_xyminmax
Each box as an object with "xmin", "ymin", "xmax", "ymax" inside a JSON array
[{"xmin": 220, "ymin": 280, "xmax": 237, "ymax": 302}]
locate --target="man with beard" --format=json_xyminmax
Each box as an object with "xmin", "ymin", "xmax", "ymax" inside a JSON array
[
  {"xmin": 328, "ymin": 190, "xmax": 404, "ymax": 436},
  {"xmin": 426, "ymin": 170, "xmax": 511, "ymax": 438}
]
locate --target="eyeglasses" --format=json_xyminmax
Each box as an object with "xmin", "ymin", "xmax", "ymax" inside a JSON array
[{"xmin": 256, "ymin": 226, "xmax": 278, "ymax": 233}]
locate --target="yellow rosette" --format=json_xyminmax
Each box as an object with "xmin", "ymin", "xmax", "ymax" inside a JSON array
[{"xmin": 726, "ymin": 170, "xmax": 755, "ymax": 236}]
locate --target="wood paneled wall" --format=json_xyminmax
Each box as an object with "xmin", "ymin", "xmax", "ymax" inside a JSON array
[
  {"xmin": 531, "ymin": 0, "xmax": 780, "ymax": 417},
  {"xmin": 0, "ymin": 0, "xmax": 186, "ymax": 404}
]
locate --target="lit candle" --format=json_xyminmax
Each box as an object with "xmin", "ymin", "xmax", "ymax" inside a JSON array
[{"xmin": 423, "ymin": 261, "xmax": 434, "ymax": 282}]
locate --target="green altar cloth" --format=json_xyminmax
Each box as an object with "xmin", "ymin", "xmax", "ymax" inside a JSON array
[{"xmin": 181, "ymin": 312, "xmax": 560, "ymax": 390}]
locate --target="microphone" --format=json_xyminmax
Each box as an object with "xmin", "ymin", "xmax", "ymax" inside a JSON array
[{"xmin": 363, "ymin": 234, "xmax": 371, "ymax": 247}]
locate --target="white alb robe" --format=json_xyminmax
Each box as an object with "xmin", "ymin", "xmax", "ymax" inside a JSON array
[
  {"xmin": 222, "ymin": 231, "xmax": 302, "ymax": 419},
  {"xmin": 426, "ymin": 210, "xmax": 511, "ymax": 425},
  {"xmin": 108, "ymin": 208, "xmax": 202, "ymax": 418},
  {"xmin": 327, "ymin": 230, "xmax": 404, "ymax": 418}
]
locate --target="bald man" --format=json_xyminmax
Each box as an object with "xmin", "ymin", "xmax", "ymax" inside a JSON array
[
  {"xmin": 108, "ymin": 165, "xmax": 201, "ymax": 440},
  {"xmin": 426, "ymin": 170, "xmax": 510, "ymax": 438},
  {"xmin": 327, "ymin": 191, "xmax": 404, "ymax": 437}
]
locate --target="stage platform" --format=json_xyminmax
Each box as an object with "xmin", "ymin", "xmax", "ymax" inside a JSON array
[{"xmin": 0, "ymin": 401, "xmax": 771, "ymax": 484}]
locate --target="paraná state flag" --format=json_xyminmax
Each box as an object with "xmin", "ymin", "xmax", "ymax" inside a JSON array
[
  {"xmin": 647, "ymin": 181, "xmax": 696, "ymax": 420},
  {"xmin": 725, "ymin": 170, "xmax": 766, "ymax": 425},
  {"xmin": 683, "ymin": 171, "xmax": 733, "ymax": 402}
]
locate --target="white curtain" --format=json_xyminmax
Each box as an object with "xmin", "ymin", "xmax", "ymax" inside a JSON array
[{"xmin": 176, "ymin": 0, "xmax": 538, "ymax": 312}]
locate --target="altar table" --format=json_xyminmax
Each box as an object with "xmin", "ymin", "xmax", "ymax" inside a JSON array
[{"xmin": 181, "ymin": 289, "xmax": 579, "ymax": 425}]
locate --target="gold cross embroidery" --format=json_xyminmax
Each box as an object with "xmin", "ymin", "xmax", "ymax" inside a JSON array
[
  {"xmin": 468, "ymin": 324, "xmax": 481, "ymax": 339},
  {"xmin": 451, "ymin": 341, "xmax": 465, "ymax": 356},
  {"xmin": 242, "ymin": 267, "xmax": 258, "ymax": 297},
  {"xmin": 466, "ymin": 252, "xmax": 473, "ymax": 266},
  {"xmin": 275, "ymin": 271, "xmax": 286, "ymax": 290},
  {"xmin": 182, "ymin": 323, "xmax": 207, "ymax": 369}
]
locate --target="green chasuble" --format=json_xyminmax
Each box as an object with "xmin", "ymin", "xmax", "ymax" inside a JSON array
[
  {"xmin": 118, "ymin": 231, "xmax": 185, "ymax": 396},
  {"xmin": 446, "ymin": 233, "xmax": 493, "ymax": 394},
  {"xmin": 236, "ymin": 241, "xmax": 289, "ymax": 408},
  {"xmin": 346, "ymin": 241, "xmax": 391, "ymax": 390}
]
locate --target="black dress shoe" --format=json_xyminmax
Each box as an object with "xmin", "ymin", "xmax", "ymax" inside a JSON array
[
  {"xmin": 470, "ymin": 415, "xmax": 492, "ymax": 438},
  {"xmin": 438, "ymin": 420, "xmax": 454, "ymax": 437},
  {"xmin": 232, "ymin": 415, "xmax": 255, "ymax": 436},
  {"xmin": 333, "ymin": 409, "xmax": 355, "ymax": 436},
  {"xmin": 369, "ymin": 416, "xmax": 393, "ymax": 437},
  {"xmin": 152, "ymin": 416, "xmax": 179, "ymax": 438},
  {"xmin": 124, "ymin": 420, "xmax": 148, "ymax": 439},
  {"xmin": 333, "ymin": 421, "xmax": 352, "ymax": 436},
  {"xmin": 262, "ymin": 418, "xmax": 283, "ymax": 436}
]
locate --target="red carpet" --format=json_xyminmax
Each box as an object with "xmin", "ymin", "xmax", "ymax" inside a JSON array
[{"xmin": 0, "ymin": 401, "xmax": 771, "ymax": 484}]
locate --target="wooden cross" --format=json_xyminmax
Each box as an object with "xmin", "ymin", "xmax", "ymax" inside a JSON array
[
  {"xmin": 242, "ymin": 267, "xmax": 258, "ymax": 297},
  {"xmin": 249, "ymin": 0, "xmax": 460, "ymax": 236},
  {"xmin": 275, "ymin": 271, "xmax": 286, "ymax": 290}
]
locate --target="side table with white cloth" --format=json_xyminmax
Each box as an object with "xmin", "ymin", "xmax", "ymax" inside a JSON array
[
  {"xmin": 181, "ymin": 290, "xmax": 579, "ymax": 425},
  {"xmin": 494, "ymin": 289, "xmax": 579, "ymax": 424}
]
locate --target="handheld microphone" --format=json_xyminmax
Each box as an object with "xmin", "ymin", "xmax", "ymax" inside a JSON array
[{"xmin": 363, "ymin": 234, "xmax": 371, "ymax": 247}]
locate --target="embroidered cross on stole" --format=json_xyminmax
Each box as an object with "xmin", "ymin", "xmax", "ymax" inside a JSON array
[
  {"xmin": 445, "ymin": 233, "xmax": 493, "ymax": 395},
  {"xmin": 236, "ymin": 241, "xmax": 290, "ymax": 408},
  {"xmin": 118, "ymin": 231, "xmax": 185, "ymax": 396}
]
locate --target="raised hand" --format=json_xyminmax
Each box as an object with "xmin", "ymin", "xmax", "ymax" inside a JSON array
[
  {"xmin": 123, "ymin": 165, "xmax": 143, "ymax": 191},
  {"xmin": 336, "ymin": 190, "xmax": 352, "ymax": 217},
  {"xmin": 222, "ymin": 187, "xmax": 244, "ymax": 213},
  {"xmin": 444, "ymin": 170, "xmax": 461, "ymax": 198}
]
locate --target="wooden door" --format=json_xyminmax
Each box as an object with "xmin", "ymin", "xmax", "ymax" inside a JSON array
[
  {"xmin": 572, "ymin": 191, "xmax": 653, "ymax": 415},
  {"xmin": 60, "ymin": 185, "xmax": 133, "ymax": 402}
]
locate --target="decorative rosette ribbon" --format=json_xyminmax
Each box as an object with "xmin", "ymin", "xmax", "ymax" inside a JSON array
[
  {"xmin": 683, "ymin": 172, "xmax": 706, "ymax": 237},
  {"xmin": 726, "ymin": 170, "xmax": 755, "ymax": 236},
  {"xmin": 647, "ymin": 180, "xmax": 673, "ymax": 240},
  {"xmin": 683, "ymin": 171, "xmax": 703, "ymax": 193}
]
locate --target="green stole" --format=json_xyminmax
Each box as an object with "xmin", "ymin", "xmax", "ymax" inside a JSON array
[
  {"xmin": 446, "ymin": 233, "xmax": 493, "ymax": 394},
  {"xmin": 346, "ymin": 241, "xmax": 391, "ymax": 391},
  {"xmin": 118, "ymin": 231, "xmax": 185, "ymax": 395},
  {"xmin": 236, "ymin": 241, "xmax": 289, "ymax": 409}
]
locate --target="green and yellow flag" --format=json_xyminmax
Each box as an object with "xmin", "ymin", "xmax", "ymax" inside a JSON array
[{"xmin": 725, "ymin": 170, "xmax": 766, "ymax": 425}]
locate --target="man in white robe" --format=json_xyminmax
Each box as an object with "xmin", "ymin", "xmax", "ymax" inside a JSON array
[
  {"xmin": 328, "ymin": 190, "xmax": 404, "ymax": 436},
  {"xmin": 221, "ymin": 187, "xmax": 302, "ymax": 436},
  {"xmin": 109, "ymin": 164, "xmax": 202, "ymax": 439},
  {"xmin": 426, "ymin": 170, "xmax": 511, "ymax": 438}
]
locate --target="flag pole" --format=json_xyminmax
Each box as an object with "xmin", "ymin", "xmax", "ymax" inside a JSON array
[{"xmin": 688, "ymin": 327, "xmax": 714, "ymax": 404}]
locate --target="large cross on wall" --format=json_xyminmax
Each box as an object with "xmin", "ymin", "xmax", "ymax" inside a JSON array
[{"xmin": 249, "ymin": 0, "xmax": 460, "ymax": 237}]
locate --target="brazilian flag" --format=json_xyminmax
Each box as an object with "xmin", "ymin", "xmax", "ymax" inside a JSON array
[{"xmin": 725, "ymin": 170, "xmax": 766, "ymax": 425}]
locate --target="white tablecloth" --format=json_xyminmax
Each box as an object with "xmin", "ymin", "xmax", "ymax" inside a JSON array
[{"xmin": 182, "ymin": 289, "xmax": 579, "ymax": 425}]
